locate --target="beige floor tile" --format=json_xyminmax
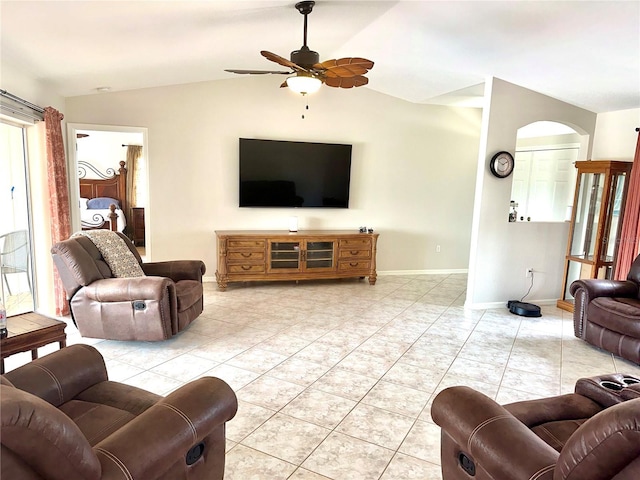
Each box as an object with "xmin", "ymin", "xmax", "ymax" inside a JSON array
[
  {"xmin": 293, "ymin": 341, "xmax": 353, "ymax": 367},
  {"xmin": 225, "ymin": 444, "xmax": 297, "ymax": 480},
  {"xmin": 302, "ymin": 432, "xmax": 394, "ymax": 480},
  {"xmin": 502, "ymin": 367, "xmax": 561, "ymax": 397},
  {"xmin": 201, "ymin": 364, "xmax": 260, "ymax": 391},
  {"xmin": 226, "ymin": 400, "xmax": 276, "ymax": 443},
  {"xmin": 281, "ymin": 387, "xmax": 357, "ymax": 429},
  {"xmin": 361, "ymin": 380, "xmax": 431, "ymax": 418},
  {"xmin": 149, "ymin": 353, "xmax": 219, "ymax": 381},
  {"xmin": 457, "ymin": 342, "xmax": 511, "ymax": 366},
  {"xmin": 255, "ymin": 333, "xmax": 312, "ymax": 356},
  {"xmin": 103, "ymin": 358, "xmax": 146, "ymax": 382},
  {"xmin": 225, "ymin": 347, "xmax": 288, "ymax": 374},
  {"xmin": 242, "ymin": 413, "xmax": 330, "ymax": 464},
  {"xmin": 237, "ymin": 376, "xmax": 306, "ymax": 410},
  {"xmin": 120, "ymin": 371, "xmax": 184, "ymax": 396},
  {"xmin": 383, "ymin": 362, "xmax": 444, "ymax": 393},
  {"xmin": 312, "ymin": 367, "xmax": 379, "ymax": 401},
  {"xmin": 355, "ymin": 336, "xmax": 412, "ymax": 360},
  {"xmin": 380, "ymin": 453, "xmax": 443, "ymax": 480},
  {"xmin": 398, "ymin": 420, "xmax": 442, "ymax": 465},
  {"xmin": 336, "ymin": 403, "xmax": 415, "ymax": 450},
  {"xmin": 288, "ymin": 468, "xmax": 332, "ymax": 479},
  {"xmin": 266, "ymin": 357, "xmax": 331, "ymax": 387},
  {"xmin": 446, "ymin": 357, "xmax": 506, "ymax": 385},
  {"xmin": 337, "ymin": 350, "xmax": 397, "ymax": 378}
]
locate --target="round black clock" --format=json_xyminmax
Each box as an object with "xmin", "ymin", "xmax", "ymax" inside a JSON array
[{"xmin": 489, "ymin": 151, "xmax": 515, "ymax": 178}]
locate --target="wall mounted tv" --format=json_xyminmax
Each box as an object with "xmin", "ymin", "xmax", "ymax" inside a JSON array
[{"xmin": 239, "ymin": 138, "xmax": 352, "ymax": 208}]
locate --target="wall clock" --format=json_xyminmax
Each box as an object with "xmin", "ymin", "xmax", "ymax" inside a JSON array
[{"xmin": 489, "ymin": 151, "xmax": 515, "ymax": 178}]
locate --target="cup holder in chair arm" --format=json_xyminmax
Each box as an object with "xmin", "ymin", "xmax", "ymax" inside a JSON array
[{"xmin": 575, "ymin": 374, "xmax": 640, "ymax": 408}]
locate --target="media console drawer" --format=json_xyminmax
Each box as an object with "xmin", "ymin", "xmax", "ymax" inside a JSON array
[
  {"xmin": 215, "ymin": 230, "xmax": 379, "ymax": 291},
  {"xmin": 228, "ymin": 251, "xmax": 265, "ymax": 262}
]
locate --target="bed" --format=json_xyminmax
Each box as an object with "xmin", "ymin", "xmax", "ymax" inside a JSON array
[{"xmin": 78, "ymin": 160, "xmax": 127, "ymax": 232}]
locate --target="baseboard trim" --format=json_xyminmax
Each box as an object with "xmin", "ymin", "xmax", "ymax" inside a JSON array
[
  {"xmin": 379, "ymin": 269, "xmax": 469, "ymax": 276},
  {"xmin": 204, "ymin": 270, "xmax": 469, "ymax": 284},
  {"xmin": 464, "ymin": 298, "xmax": 560, "ymax": 310}
]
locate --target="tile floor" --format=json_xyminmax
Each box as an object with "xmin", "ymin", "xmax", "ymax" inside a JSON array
[{"xmin": 4, "ymin": 273, "xmax": 640, "ymax": 479}]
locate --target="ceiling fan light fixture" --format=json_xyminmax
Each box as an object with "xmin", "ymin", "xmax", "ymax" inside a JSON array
[{"xmin": 287, "ymin": 74, "xmax": 322, "ymax": 95}]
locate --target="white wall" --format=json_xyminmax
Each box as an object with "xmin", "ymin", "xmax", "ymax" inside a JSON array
[
  {"xmin": 65, "ymin": 76, "xmax": 482, "ymax": 279},
  {"xmin": 592, "ymin": 108, "xmax": 640, "ymax": 160},
  {"xmin": 467, "ymin": 78, "xmax": 598, "ymax": 308}
]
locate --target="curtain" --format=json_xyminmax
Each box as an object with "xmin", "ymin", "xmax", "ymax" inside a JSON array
[
  {"xmin": 125, "ymin": 145, "xmax": 143, "ymax": 225},
  {"xmin": 44, "ymin": 107, "xmax": 71, "ymax": 316},
  {"xmin": 614, "ymin": 131, "xmax": 640, "ymax": 280}
]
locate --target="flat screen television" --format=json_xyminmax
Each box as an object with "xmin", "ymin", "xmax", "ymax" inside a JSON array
[{"xmin": 239, "ymin": 138, "xmax": 352, "ymax": 208}]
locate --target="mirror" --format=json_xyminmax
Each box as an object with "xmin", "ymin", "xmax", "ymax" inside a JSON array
[
  {"xmin": 0, "ymin": 122, "xmax": 35, "ymax": 316},
  {"xmin": 67, "ymin": 124, "xmax": 148, "ymax": 259},
  {"xmin": 510, "ymin": 121, "xmax": 583, "ymax": 222}
]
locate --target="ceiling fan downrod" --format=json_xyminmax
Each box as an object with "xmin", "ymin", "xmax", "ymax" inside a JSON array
[{"xmin": 292, "ymin": 1, "xmax": 319, "ymax": 67}]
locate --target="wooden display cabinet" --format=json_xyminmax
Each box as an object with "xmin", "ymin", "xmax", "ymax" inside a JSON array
[
  {"xmin": 557, "ymin": 160, "xmax": 632, "ymax": 312},
  {"xmin": 215, "ymin": 230, "xmax": 379, "ymax": 290}
]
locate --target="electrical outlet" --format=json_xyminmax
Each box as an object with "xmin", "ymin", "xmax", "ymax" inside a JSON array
[
  {"xmin": 526, "ymin": 267, "xmax": 534, "ymax": 278},
  {"xmin": 436, "ymin": 245, "xmax": 441, "ymax": 253}
]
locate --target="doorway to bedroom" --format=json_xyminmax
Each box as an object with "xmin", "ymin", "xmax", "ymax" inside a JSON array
[{"xmin": 67, "ymin": 124, "xmax": 149, "ymax": 260}]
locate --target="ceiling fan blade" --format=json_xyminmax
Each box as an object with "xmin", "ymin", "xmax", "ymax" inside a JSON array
[
  {"xmin": 315, "ymin": 58, "xmax": 374, "ymax": 78},
  {"xmin": 261, "ymin": 51, "xmax": 307, "ymax": 73},
  {"xmin": 225, "ymin": 69, "xmax": 292, "ymax": 75},
  {"xmin": 322, "ymin": 75, "xmax": 369, "ymax": 89}
]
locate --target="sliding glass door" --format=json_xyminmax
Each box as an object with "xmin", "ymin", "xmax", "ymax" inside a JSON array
[{"xmin": 0, "ymin": 122, "xmax": 35, "ymax": 315}]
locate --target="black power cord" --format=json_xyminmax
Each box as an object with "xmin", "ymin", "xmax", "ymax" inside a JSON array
[{"xmin": 520, "ymin": 270, "xmax": 534, "ymax": 302}]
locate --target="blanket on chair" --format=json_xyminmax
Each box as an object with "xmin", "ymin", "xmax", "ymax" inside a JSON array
[{"xmin": 72, "ymin": 230, "xmax": 145, "ymax": 278}]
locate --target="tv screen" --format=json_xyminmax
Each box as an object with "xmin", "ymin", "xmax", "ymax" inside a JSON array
[{"xmin": 239, "ymin": 138, "xmax": 352, "ymax": 208}]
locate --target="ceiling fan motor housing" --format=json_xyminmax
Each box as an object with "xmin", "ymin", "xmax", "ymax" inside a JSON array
[{"xmin": 291, "ymin": 46, "xmax": 319, "ymax": 68}]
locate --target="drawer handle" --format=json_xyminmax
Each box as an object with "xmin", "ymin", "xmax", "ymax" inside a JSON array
[
  {"xmin": 241, "ymin": 265, "xmax": 252, "ymax": 270},
  {"xmin": 350, "ymin": 250, "xmax": 359, "ymax": 255},
  {"xmin": 350, "ymin": 262, "xmax": 359, "ymax": 267},
  {"xmin": 241, "ymin": 253, "xmax": 252, "ymax": 258}
]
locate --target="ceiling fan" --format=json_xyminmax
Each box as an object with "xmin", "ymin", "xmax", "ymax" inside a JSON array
[{"xmin": 225, "ymin": 1, "xmax": 374, "ymax": 95}]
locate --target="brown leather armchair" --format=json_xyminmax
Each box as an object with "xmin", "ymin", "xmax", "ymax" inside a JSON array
[
  {"xmin": 431, "ymin": 373, "xmax": 640, "ymax": 480},
  {"xmin": 52, "ymin": 232, "xmax": 206, "ymax": 341},
  {"xmin": 570, "ymin": 253, "xmax": 640, "ymax": 364},
  {"xmin": 1, "ymin": 344, "xmax": 237, "ymax": 480}
]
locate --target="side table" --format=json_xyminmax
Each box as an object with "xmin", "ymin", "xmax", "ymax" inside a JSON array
[{"xmin": 0, "ymin": 312, "xmax": 67, "ymax": 374}]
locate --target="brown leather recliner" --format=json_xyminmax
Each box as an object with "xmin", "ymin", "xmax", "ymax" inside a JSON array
[
  {"xmin": 570, "ymin": 253, "xmax": 640, "ymax": 364},
  {"xmin": 52, "ymin": 232, "xmax": 206, "ymax": 341},
  {"xmin": 1, "ymin": 344, "xmax": 238, "ymax": 479},
  {"xmin": 431, "ymin": 373, "xmax": 640, "ymax": 480}
]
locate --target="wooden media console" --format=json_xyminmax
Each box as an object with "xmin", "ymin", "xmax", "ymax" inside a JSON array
[{"xmin": 215, "ymin": 230, "xmax": 379, "ymax": 290}]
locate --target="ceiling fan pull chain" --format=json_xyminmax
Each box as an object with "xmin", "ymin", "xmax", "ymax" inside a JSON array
[{"xmin": 302, "ymin": 97, "xmax": 310, "ymax": 119}]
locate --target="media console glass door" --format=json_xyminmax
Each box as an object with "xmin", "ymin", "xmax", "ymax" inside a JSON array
[{"xmin": 268, "ymin": 240, "xmax": 336, "ymax": 273}]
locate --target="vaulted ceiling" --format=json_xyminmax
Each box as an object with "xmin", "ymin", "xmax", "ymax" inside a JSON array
[{"xmin": 2, "ymin": 1, "xmax": 638, "ymax": 113}]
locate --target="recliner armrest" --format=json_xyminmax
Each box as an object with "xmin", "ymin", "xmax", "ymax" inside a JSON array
[
  {"xmin": 3, "ymin": 344, "xmax": 108, "ymax": 407},
  {"xmin": 95, "ymin": 377, "xmax": 237, "ymax": 479},
  {"xmin": 81, "ymin": 276, "xmax": 174, "ymax": 302},
  {"xmin": 142, "ymin": 260, "xmax": 206, "ymax": 282},
  {"xmin": 432, "ymin": 386, "xmax": 559, "ymax": 479},
  {"xmin": 569, "ymin": 278, "xmax": 638, "ymax": 300}
]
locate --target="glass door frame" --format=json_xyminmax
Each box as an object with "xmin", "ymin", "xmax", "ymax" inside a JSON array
[{"xmin": 0, "ymin": 120, "xmax": 36, "ymax": 316}]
